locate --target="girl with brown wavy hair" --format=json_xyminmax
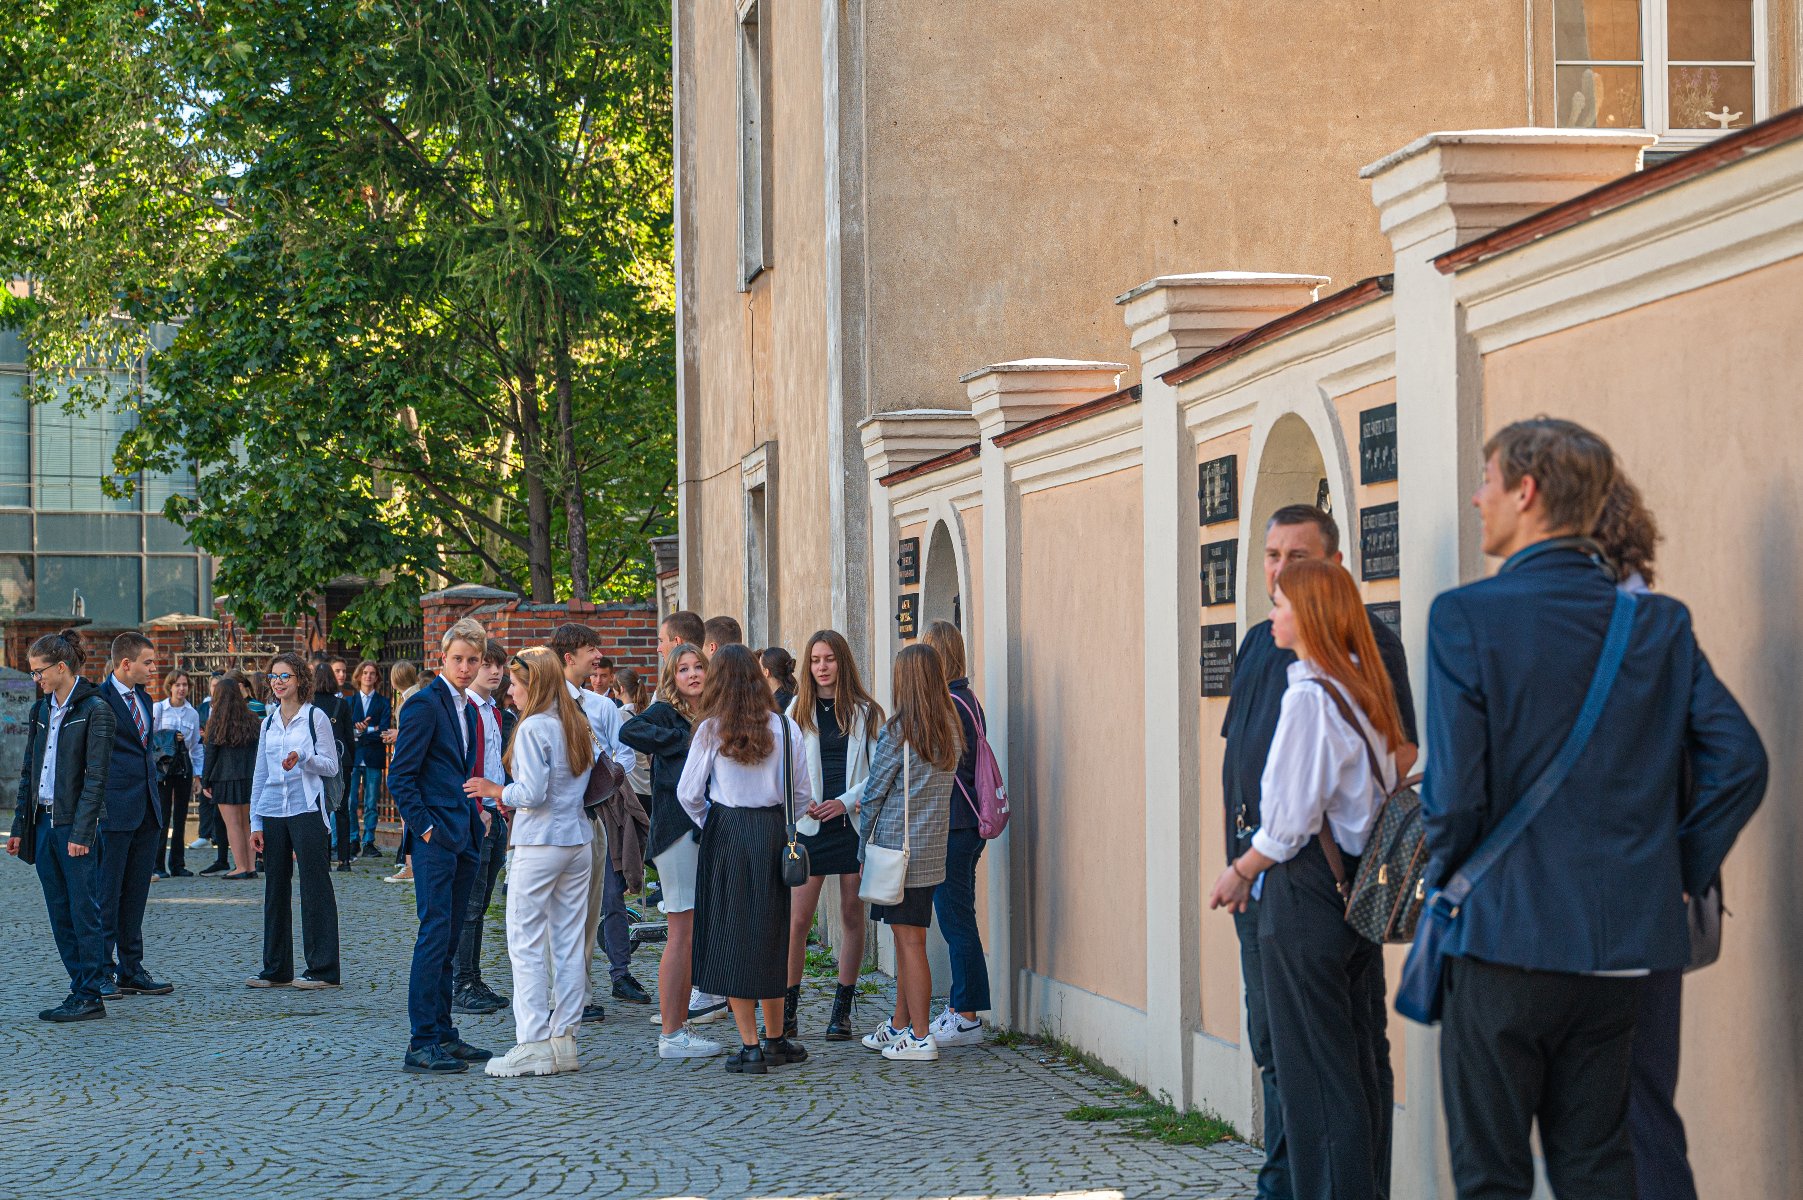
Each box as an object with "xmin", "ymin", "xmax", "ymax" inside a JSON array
[
  {"xmin": 1207, "ymin": 557, "xmax": 1400, "ymax": 1200},
  {"xmin": 676, "ymin": 644, "xmax": 812, "ymax": 1075}
]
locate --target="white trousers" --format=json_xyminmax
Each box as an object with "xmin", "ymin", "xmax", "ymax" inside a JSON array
[{"xmin": 506, "ymin": 842, "xmax": 594, "ymax": 1044}]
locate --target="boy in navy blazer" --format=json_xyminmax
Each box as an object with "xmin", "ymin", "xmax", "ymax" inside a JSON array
[
  {"xmin": 347, "ymin": 661, "xmax": 392, "ymax": 857},
  {"xmin": 96, "ymin": 632, "xmax": 175, "ymax": 997},
  {"xmin": 387, "ymin": 617, "xmax": 494, "ymax": 1073},
  {"xmin": 1423, "ymin": 419, "xmax": 1765, "ymax": 1199}
]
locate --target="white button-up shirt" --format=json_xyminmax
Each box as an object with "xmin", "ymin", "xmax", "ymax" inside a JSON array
[
  {"xmin": 38, "ymin": 684, "xmax": 76, "ymax": 805},
  {"xmin": 566, "ymin": 680, "xmax": 634, "ymax": 779},
  {"xmin": 249, "ymin": 703, "xmax": 339, "ymax": 832}
]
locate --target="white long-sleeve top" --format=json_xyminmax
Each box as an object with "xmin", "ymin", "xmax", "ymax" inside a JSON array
[
  {"xmin": 153, "ymin": 699, "xmax": 204, "ymax": 777},
  {"xmin": 249, "ymin": 703, "xmax": 339, "ymax": 832},
  {"xmin": 501, "ymin": 712, "xmax": 596, "ymax": 847},
  {"xmin": 677, "ymin": 713, "xmax": 812, "ymax": 827},
  {"xmin": 568, "ymin": 681, "xmax": 635, "ymax": 781},
  {"xmin": 1252, "ymin": 661, "xmax": 1397, "ymax": 864}
]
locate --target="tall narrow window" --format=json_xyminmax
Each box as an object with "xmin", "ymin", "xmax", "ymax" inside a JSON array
[
  {"xmin": 1554, "ymin": 0, "xmax": 1761, "ymax": 143},
  {"xmin": 738, "ymin": 0, "xmax": 774, "ymax": 284}
]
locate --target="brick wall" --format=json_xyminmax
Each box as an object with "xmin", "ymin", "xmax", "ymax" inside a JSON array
[{"xmin": 419, "ymin": 586, "xmax": 659, "ymax": 676}]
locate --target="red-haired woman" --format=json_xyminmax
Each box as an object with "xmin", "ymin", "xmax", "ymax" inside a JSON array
[{"xmin": 1208, "ymin": 558, "xmax": 1403, "ymax": 1200}]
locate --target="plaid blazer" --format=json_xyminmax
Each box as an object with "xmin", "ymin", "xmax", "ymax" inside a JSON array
[{"xmin": 857, "ymin": 725, "xmax": 953, "ymax": 890}]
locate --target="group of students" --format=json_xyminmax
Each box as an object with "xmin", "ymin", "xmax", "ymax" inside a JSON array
[{"xmin": 1207, "ymin": 417, "xmax": 1767, "ymax": 1200}]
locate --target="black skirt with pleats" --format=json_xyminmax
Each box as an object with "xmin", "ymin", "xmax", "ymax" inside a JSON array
[{"xmin": 692, "ymin": 804, "xmax": 790, "ymax": 1000}]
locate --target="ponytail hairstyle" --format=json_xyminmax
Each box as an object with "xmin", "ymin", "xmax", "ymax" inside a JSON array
[
  {"xmin": 888, "ymin": 643, "xmax": 963, "ymax": 772},
  {"xmin": 614, "ymin": 666, "xmax": 651, "ymax": 712},
  {"xmin": 1274, "ymin": 558, "xmax": 1407, "ymax": 754},
  {"xmin": 699, "ymin": 644, "xmax": 777, "ymax": 765},
  {"xmin": 28, "ymin": 627, "xmax": 85, "ymax": 674},
  {"xmin": 793, "ymin": 629, "xmax": 884, "ymax": 740},
  {"xmin": 760, "ymin": 646, "xmax": 797, "ymax": 694},
  {"xmin": 504, "ymin": 646, "xmax": 593, "ymax": 777}
]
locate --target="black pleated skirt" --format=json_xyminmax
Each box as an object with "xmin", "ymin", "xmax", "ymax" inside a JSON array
[{"xmin": 692, "ymin": 804, "xmax": 791, "ymax": 1000}]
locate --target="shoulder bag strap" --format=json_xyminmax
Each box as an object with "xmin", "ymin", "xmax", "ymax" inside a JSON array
[
  {"xmin": 1305, "ymin": 677, "xmax": 1389, "ymax": 899},
  {"xmin": 948, "ymin": 692, "xmax": 981, "ymax": 814},
  {"xmin": 901, "ymin": 739, "xmax": 911, "ymax": 855},
  {"xmin": 1440, "ymin": 588, "xmax": 1638, "ymax": 909},
  {"xmin": 781, "ymin": 717, "xmax": 796, "ymax": 840}
]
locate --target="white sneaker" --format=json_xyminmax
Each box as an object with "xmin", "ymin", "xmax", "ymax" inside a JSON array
[
  {"xmin": 551, "ymin": 1033, "xmax": 579, "ymax": 1073},
  {"xmin": 934, "ymin": 1012, "xmax": 985, "ymax": 1047},
  {"xmin": 658, "ymin": 1028, "xmax": 727, "ymax": 1058},
  {"xmin": 861, "ymin": 1021, "xmax": 905, "ymax": 1051},
  {"xmin": 485, "ymin": 1040, "xmax": 558, "ymax": 1077},
  {"xmin": 187, "ymin": 837, "xmax": 211, "ymax": 850},
  {"xmin": 882, "ymin": 1032, "xmax": 940, "ymax": 1062},
  {"xmin": 687, "ymin": 988, "xmax": 729, "ymax": 1024}
]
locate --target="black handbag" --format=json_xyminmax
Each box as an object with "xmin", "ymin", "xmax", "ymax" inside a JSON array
[{"xmin": 780, "ymin": 719, "xmax": 810, "ymax": 887}]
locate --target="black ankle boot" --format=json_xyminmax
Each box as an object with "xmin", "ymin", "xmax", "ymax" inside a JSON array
[
  {"xmin": 825, "ymin": 983, "xmax": 856, "ymax": 1041},
  {"xmin": 760, "ymin": 1035, "xmax": 807, "ymax": 1066},
  {"xmin": 782, "ymin": 983, "xmax": 800, "ymax": 1039},
  {"xmin": 725, "ymin": 1043, "xmax": 768, "ymax": 1074}
]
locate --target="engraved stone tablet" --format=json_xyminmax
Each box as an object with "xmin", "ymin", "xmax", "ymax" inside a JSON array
[
  {"xmin": 1360, "ymin": 503, "xmax": 1400, "ymax": 581},
  {"xmin": 1202, "ymin": 539, "xmax": 1238, "ymax": 607},
  {"xmin": 897, "ymin": 537, "xmax": 920, "ymax": 585},
  {"xmin": 1202, "ymin": 623, "xmax": 1237, "ymax": 697},
  {"xmin": 1199, "ymin": 455, "xmax": 1238, "ymax": 526},
  {"xmin": 1360, "ymin": 403, "xmax": 1398, "ymax": 484}
]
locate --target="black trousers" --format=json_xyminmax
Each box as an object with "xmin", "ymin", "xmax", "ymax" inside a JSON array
[
  {"xmin": 1233, "ymin": 899, "xmax": 1290, "ymax": 1200},
  {"xmin": 158, "ymin": 775, "xmax": 192, "ymax": 873},
  {"xmin": 1628, "ymin": 969, "xmax": 1695, "ymax": 1200},
  {"xmin": 453, "ymin": 812, "xmax": 507, "ymax": 988},
  {"xmin": 1441, "ymin": 956, "xmax": 1641, "ymax": 1200},
  {"xmin": 1257, "ymin": 841, "xmax": 1389, "ymax": 1200},
  {"xmin": 98, "ymin": 805, "xmax": 161, "ymax": 980},
  {"xmin": 259, "ymin": 813, "xmax": 341, "ymax": 983}
]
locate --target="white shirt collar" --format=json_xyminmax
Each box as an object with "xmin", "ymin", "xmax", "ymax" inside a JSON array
[{"xmin": 111, "ymin": 675, "xmax": 136, "ymax": 699}]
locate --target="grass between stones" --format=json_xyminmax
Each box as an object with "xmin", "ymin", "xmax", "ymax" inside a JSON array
[{"xmin": 1065, "ymin": 1096, "xmax": 1238, "ymax": 1147}]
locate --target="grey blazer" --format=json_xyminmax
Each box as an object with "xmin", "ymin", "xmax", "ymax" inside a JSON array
[{"xmin": 857, "ymin": 726, "xmax": 953, "ymax": 890}]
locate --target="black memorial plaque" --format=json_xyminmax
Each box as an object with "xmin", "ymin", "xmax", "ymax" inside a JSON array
[
  {"xmin": 897, "ymin": 537, "xmax": 921, "ymax": 585},
  {"xmin": 1366, "ymin": 601, "xmax": 1402, "ymax": 644},
  {"xmin": 1199, "ymin": 455, "xmax": 1238, "ymax": 526},
  {"xmin": 896, "ymin": 592, "xmax": 919, "ymax": 639},
  {"xmin": 1360, "ymin": 503, "xmax": 1400, "ymax": 581},
  {"xmin": 1360, "ymin": 403, "xmax": 1398, "ymax": 484},
  {"xmin": 1201, "ymin": 539, "xmax": 1237, "ymax": 607},
  {"xmin": 1202, "ymin": 623, "xmax": 1237, "ymax": 698}
]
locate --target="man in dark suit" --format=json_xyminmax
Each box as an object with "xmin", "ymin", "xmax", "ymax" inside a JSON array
[
  {"xmin": 95, "ymin": 632, "xmax": 175, "ymax": 998},
  {"xmin": 452, "ymin": 638, "xmax": 516, "ymax": 1015},
  {"xmin": 1424, "ymin": 418, "xmax": 1765, "ymax": 1199},
  {"xmin": 387, "ymin": 617, "xmax": 493, "ymax": 1074},
  {"xmin": 1220, "ymin": 504, "xmax": 1417, "ymax": 1200},
  {"xmin": 347, "ymin": 660, "xmax": 392, "ymax": 857}
]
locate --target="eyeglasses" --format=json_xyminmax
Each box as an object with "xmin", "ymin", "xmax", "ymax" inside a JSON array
[
  {"xmin": 29, "ymin": 667, "xmax": 60, "ymax": 681},
  {"xmin": 268, "ymin": 672, "xmax": 295, "ymax": 683}
]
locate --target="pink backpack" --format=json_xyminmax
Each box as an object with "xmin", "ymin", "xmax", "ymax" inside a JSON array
[{"xmin": 950, "ymin": 692, "xmax": 1008, "ymax": 839}]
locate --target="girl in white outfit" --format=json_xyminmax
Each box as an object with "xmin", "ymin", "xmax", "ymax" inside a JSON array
[{"xmin": 466, "ymin": 646, "xmax": 596, "ymax": 1078}]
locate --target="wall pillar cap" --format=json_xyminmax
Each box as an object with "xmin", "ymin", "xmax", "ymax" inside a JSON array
[
  {"xmin": 1118, "ymin": 272, "xmax": 1329, "ymax": 370},
  {"xmin": 421, "ymin": 583, "xmax": 520, "ymax": 604},
  {"xmin": 961, "ymin": 359, "xmax": 1125, "ymax": 440},
  {"xmin": 143, "ymin": 613, "xmax": 219, "ymax": 630},
  {"xmin": 860, "ymin": 408, "xmax": 982, "ymax": 477},
  {"xmin": 1362, "ymin": 128, "xmax": 1654, "ymax": 254}
]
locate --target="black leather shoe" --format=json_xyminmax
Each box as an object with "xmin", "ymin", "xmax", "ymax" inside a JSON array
[
  {"xmin": 360, "ymin": 843, "xmax": 381, "ymax": 858},
  {"xmin": 402, "ymin": 1044, "xmax": 467, "ymax": 1074},
  {"xmin": 335, "ymin": 862, "xmax": 353, "ymax": 873},
  {"xmin": 441, "ymin": 1038, "xmax": 492, "ymax": 1063},
  {"xmin": 40, "ymin": 996, "xmax": 105, "ymax": 1023},
  {"xmin": 825, "ymin": 983, "xmax": 857, "ymax": 1041},
  {"xmin": 725, "ymin": 1044, "xmax": 768, "ymax": 1074},
  {"xmin": 582, "ymin": 1002, "xmax": 606, "ymax": 1024},
  {"xmin": 99, "ymin": 977, "xmax": 123, "ymax": 1001},
  {"xmin": 760, "ymin": 1036, "xmax": 808, "ymax": 1066},
  {"xmin": 199, "ymin": 859, "xmax": 230, "ymax": 875},
  {"xmin": 611, "ymin": 974, "xmax": 651, "ymax": 1005},
  {"xmin": 116, "ymin": 974, "xmax": 174, "ymax": 996},
  {"xmin": 168, "ymin": 868, "xmax": 194, "ymax": 878}
]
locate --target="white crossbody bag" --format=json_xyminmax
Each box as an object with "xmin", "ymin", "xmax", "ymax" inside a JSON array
[{"xmin": 857, "ymin": 741, "xmax": 911, "ymax": 906}]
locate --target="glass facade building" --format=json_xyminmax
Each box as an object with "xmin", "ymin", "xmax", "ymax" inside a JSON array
[{"xmin": 0, "ymin": 328, "xmax": 213, "ymax": 626}]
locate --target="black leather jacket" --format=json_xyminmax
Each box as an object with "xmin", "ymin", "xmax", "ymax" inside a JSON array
[{"xmin": 12, "ymin": 679, "xmax": 116, "ymax": 849}]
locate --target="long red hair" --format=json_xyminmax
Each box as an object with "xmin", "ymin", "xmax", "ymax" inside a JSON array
[{"xmin": 1276, "ymin": 558, "xmax": 1406, "ymax": 753}]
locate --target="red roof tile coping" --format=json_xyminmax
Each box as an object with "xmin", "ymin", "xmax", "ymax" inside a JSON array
[
  {"xmin": 877, "ymin": 443, "xmax": 981, "ymax": 488},
  {"xmin": 990, "ymin": 384, "xmax": 1143, "ymax": 450},
  {"xmin": 1159, "ymin": 277, "xmax": 1394, "ymax": 387},
  {"xmin": 1436, "ymin": 105, "xmax": 1803, "ymax": 274}
]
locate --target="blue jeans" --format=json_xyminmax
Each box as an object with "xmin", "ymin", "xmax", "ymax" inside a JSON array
[
  {"xmin": 350, "ymin": 766, "xmax": 384, "ymax": 846},
  {"xmin": 36, "ymin": 820, "xmax": 107, "ymax": 1001},
  {"xmin": 932, "ymin": 826, "xmax": 990, "ymax": 1013}
]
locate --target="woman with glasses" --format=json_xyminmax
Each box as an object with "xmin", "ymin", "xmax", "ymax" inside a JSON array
[{"xmin": 247, "ymin": 654, "xmax": 341, "ymax": 990}]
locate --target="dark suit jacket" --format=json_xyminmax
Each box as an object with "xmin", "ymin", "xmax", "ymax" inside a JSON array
[
  {"xmin": 1422, "ymin": 542, "xmax": 1766, "ymax": 974},
  {"xmin": 11, "ymin": 679, "xmax": 115, "ymax": 851},
  {"xmin": 99, "ymin": 678, "xmax": 162, "ymax": 833},
  {"xmin": 349, "ymin": 690, "xmax": 392, "ymax": 769},
  {"xmin": 387, "ymin": 675, "xmax": 482, "ymax": 856}
]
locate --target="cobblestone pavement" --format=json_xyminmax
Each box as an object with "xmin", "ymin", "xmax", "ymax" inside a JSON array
[{"xmin": 0, "ymin": 851, "xmax": 1258, "ymax": 1200}]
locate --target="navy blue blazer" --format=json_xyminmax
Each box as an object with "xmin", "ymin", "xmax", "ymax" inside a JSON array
[
  {"xmin": 1422, "ymin": 543, "xmax": 1766, "ymax": 974},
  {"xmin": 386, "ymin": 675, "xmax": 482, "ymax": 856},
  {"xmin": 99, "ymin": 678, "xmax": 162, "ymax": 833},
  {"xmin": 349, "ymin": 690, "xmax": 392, "ymax": 768}
]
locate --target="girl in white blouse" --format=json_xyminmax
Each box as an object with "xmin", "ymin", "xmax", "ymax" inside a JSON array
[
  {"xmin": 465, "ymin": 646, "xmax": 596, "ymax": 1079},
  {"xmin": 1207, "ymin": 558, "xmax": 1406, "ymax": 1200}
]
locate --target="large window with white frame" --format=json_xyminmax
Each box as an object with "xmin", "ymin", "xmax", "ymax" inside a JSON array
[{"xmin": 1553, "ymin": 0, "xmax": 1763, "ymax": 144}]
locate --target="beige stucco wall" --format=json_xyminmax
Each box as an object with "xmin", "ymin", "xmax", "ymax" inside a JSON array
[
  {"xmin": 959, "ymin": 502, "xmax": 990, "ymax": 942},
  {"xmin": 1016, "ymin": 467, "xmax": 1148, "ymax": 1010},
  {"xmin": 1480, "ymin": 253, "xmax": 1803, "ymax": 1200}
]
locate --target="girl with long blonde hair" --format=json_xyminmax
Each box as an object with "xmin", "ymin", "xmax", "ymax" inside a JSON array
[
  {"xmin": 464, "ymin": 646, "xmax": 596, "ymax": 1078},
  {"xmin": 1207, "ymin": 557, "xmax": 1400, "ymax": 1200}
]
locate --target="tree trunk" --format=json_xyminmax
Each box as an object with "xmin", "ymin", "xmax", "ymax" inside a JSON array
[
  {"xmin": 553, "ymin": 307, "xmax": 591, "ymax": 601},
  {"xmin": 516, "ymin": 353, "xmax": 557, "ymax": 601}
]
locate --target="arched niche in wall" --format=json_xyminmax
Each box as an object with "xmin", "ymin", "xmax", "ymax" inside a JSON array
[
  {"xmin": 1243, "ymin": 411, "xmax": 1335, "ymax": 628},
  {"xmin": 920, "ymin": 517, "xmax": 963, "ymax": 633}
]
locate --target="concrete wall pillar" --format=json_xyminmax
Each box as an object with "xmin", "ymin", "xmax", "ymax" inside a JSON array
[
  {"xmin": 1118, "ymin": 272, "xmax": 1327, "ymax": 1112},
  {"xmin": 1362, "ymin": 128, "xmax": 1650, "ymax": 1199}
]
